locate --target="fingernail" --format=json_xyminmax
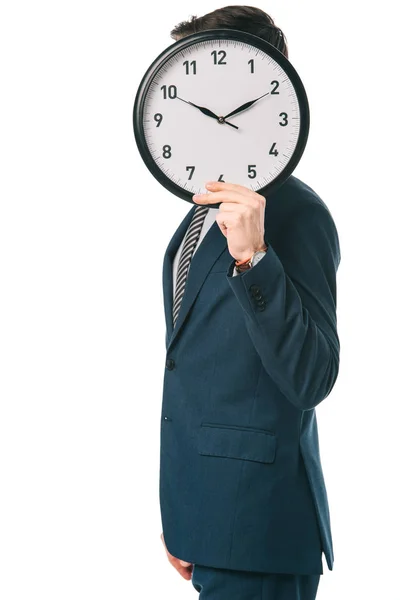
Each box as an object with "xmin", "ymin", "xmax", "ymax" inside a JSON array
[{"xmin": 193, "ymin": 194, "xmax": 201, "ymax": 201}]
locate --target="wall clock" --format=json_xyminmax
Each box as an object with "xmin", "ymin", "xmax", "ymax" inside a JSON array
[{"xmin": 133, "ymin": 28, "xmax": 309, "ymax": 208}]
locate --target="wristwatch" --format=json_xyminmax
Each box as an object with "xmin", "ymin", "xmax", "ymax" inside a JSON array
[{"xmin": 235, "ymin": 248, "xmax": 267, "ymax": 274}]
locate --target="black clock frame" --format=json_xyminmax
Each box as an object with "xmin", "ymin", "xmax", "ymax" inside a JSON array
[{"xmin": 133, "ymin": 28, "xmax": 310, "ymax": 207}]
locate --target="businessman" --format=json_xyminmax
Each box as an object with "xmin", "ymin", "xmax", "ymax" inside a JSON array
[{"xmin": 159, "ymin": 6, "xmax": 341, "ymax": 600}]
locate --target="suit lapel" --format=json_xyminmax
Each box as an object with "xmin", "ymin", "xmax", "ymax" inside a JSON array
[{"xmin": 162, "ymin": 204, "xmax": 228, "ymax": 349}]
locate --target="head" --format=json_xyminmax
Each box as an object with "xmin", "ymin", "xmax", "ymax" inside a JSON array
[{"xmin": 170, "ymin": 5, "xmax": 288, "ymax": 59}]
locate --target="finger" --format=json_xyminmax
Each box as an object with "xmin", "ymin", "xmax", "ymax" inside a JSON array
[
  {"xmin": 170, "ymin": 557, "xmax": 193, "ymax": 580},
  {"xmin": 193, "ymin": 189, "xmax": 249, "ymax": 205},
  {"xmin": 205, "ymin": 180, "xmax": 256, "ymax": 197},
  {"xmin": 216, "ymin": 201, "xmax": 248, "ymax": 213},
  {"xmin": 177, "ymin": 565, "xmax": 193, "ymax": 580},
  {"xmin": 215, "ymin": 211, "xmax": 241, "ymax": 229}
]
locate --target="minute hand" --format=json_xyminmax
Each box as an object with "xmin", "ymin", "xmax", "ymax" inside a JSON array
[{"xmin": 223, "ymin": 91, "xmax": 270, "ymax": 120}]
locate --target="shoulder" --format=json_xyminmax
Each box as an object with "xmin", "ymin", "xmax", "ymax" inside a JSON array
[
  {"xmin": 266, "ymin": 174, "xmax": 332, "ymax": 219},
  {"xmin": 264, "ymin": 175, "xmax": 341, "ymax": 267}
]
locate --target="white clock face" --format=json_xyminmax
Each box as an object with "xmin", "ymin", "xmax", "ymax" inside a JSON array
[{"xmin": 142, "ymin": 37, "xmax": 303, "ymax": 196}]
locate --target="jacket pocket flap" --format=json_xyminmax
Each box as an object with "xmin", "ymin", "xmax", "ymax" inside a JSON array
[{"xmin": 198, "ymin": 423, "xmax": 276, "ymax": 464}]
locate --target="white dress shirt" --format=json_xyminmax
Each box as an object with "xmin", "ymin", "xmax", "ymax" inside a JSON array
[{"xmin": 172, "ymin": 207, "xmax": 240, "ymax": 298}]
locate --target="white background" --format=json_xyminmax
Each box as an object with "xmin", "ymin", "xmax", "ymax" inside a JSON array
[{"xmin": 0, "ymin": 1, "xmax": 398, "ymax": 599}]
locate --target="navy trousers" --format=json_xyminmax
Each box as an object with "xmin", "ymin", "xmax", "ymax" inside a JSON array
[{"xmin": 191, "ymin": 564, "xmax": 320, "ymax": 600}]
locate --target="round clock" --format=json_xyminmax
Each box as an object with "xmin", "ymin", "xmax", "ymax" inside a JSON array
[{"xmin": 133, "ymin": 28, "xmax": 309, "ymax": 208}]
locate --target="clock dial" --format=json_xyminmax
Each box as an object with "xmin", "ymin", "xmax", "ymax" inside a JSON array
[{"xmin": 134, "ymin": 30, "xmax": 309, "ymax": 204}]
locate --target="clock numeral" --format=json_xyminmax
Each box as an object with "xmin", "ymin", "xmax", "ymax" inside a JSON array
[
  {"xmin": 154, "ymin": 113, "xmax": 163, "ymax": 127},
  {"xmin": 162, "ymin": 145, "xmax": 172, "ymax": 159},
  {"xmin": 183, "ymin": 60, "xmax": 197, "ymax": 75},
  {"xmin": 269, "ymin": 143, "xmax": 278, "ymax": 156},
  {"xmin": 218, "ymin": 174, "xmax": 225, "ymax": 182},
  {"xmin": 248, "ymin": 165, "xmax": 257, "ymax": 179},
  {"xmin": 186, "ymin": 166, "xmax": 195, "ymax": 180},
  {"xmin": 271, "ymin": 80, "xmax": 280, "ymax": 94},
  {"xmin": 161, "ymin": 85, "xmax": 177, "ymax": 99},
  {"xmin": 211, "ymin": 50, "xmax": 227, "ymax": 65},
  {"xmin": 248, "ymin": 59, "xmax": 254, "ymax": 73},
  {"xmin": 279, "ymin": 112, "xmax": 288, "ymax": 126}
]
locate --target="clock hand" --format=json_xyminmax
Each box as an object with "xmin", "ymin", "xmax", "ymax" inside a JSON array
[
  {"xmin": 188, "ymin": 101, "xmax": 239, "ymax": 129},
  {"xmin": 176, "ymin": 96, "xmax": 239, "ymax": 130},
  {"xmin": 223, "ymin": 91, "xmax": 270, "ymax": 120}
]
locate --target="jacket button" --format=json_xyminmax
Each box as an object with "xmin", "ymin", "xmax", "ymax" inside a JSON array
[
  {"xmin": 249, "ymin": 284, "xmax": 261, "ymax": 296},
  {"xmin": 166, "ymin": 358, "xmax": 175, "ymax": 370},
  {"xmin": 254, "ymin": 292, "xmax": 263, "ymax": 301}
]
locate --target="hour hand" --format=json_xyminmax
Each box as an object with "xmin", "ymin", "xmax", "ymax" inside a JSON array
[
  {"xmin": 188, "ymin": 101, "xmax": 219, "ymax": 120},
  {"xmin": 176, "ymin": 96, "xmax": 239, "ymax": 130},
  {"xmin": 223, "ymin": 91, "xmax": 270, "ymax": 120}
]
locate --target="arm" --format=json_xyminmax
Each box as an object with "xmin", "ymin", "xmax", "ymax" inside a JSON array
[{"xmin": 226, "ymin": 203, "xmax": 341, "ymax": 411}]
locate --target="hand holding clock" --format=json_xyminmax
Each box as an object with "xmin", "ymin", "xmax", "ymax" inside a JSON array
[{"xmin": 193, "ymin": 181, "xmax": 268, "ymax": 262}]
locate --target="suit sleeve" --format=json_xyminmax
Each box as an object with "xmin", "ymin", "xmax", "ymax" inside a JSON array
[{"xmin": 226, "ymin": 203, "xmax": 341, "ymax": 411}]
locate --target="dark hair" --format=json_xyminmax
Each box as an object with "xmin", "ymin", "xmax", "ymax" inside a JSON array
[{"xmin": 170, "ymin": 5, "xmax": 288, "ymax": 58}]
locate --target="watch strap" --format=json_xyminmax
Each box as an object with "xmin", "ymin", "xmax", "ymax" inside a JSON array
[{"xmin": 235, "ymin": 246, "xmax": 267, "ymax": 273}]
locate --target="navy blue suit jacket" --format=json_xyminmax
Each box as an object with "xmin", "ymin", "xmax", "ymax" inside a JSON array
[{"xmin": 160, "ymin": 175, "xmax": 341, "ymax": 575}]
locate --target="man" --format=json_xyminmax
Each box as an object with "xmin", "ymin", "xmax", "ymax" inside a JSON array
[{"xmin": 159, "ymin": 6, "xmax": 341, "ymax": 600}]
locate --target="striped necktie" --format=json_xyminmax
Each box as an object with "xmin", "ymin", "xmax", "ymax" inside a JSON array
[{"xmin": 172, "ymin": 205, "xmax": 209, "ymax": 328}]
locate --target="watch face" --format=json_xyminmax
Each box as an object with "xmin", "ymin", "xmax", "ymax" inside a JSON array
[{"xmin": 133, "ymin": 29, "xmax": 309, "ymax": 206}]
